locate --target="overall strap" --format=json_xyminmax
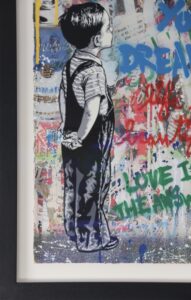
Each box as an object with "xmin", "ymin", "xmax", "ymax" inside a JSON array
[
  {"xmin": 66, "ymin": 59, "xmax": 100, "ymax": 86},
  {"xmin": 64, "ymin": 59, "xmax": 100, "ymax": 132}
]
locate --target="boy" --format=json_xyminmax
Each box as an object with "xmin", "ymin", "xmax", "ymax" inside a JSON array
[{"xmin": 59, "ymin": 2, "xmax": 118, "ymax": 252}]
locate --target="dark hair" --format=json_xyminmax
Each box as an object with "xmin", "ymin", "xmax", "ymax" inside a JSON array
[{"xmin": 59, "ymin": 3, "xmax": 105, "ymax": 49}]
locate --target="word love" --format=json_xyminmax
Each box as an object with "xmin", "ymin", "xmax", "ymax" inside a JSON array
[
  {"xmin": 119, "ymin": 42, "xmax": 191, "ymax": 78},
  {"xmin": 113, "ymin": 161, "xmax": 191, "ymax": 219},
  {"xmin": 123, "ymin": 161, "xmax": 191, "ymax": 195},
  {"xmin": 158, "ymin": 0, "xmax": 191, "ymax": 33}
]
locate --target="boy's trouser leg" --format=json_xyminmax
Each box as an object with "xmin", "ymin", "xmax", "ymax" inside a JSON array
[
  {"xmin": 100, "ymin": 116, "xmax": 114, "ymax": 205},
  {"xmin": 100, "ymin": 156, "xmax": 111, "ymax": 206},
  {"xmin": 74, "ymin": 149, "xmax": 111, "ymax": 252},
  {"xmin": 62, "ymin": 152, "xmax": 76, "ymax": 240}
]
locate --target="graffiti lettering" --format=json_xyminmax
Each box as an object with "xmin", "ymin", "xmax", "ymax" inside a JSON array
[
  {"xmin": 123, "ymin": 165, "xmax": 173, "ymax": 195},
  {"xmin": 119, "ymin": 42, "xmax": 191, "ymax": 78},
  {"xmin": 34, "ymin": 86, "xmax": 59, "ymax": 94},
  {"xmin": 116, "ymin": 116, "xmax": 191, "ymax": 157},
  {"xmin": 158, "ymin": 0, "xmax": 191, "ymax": 33},
  {"xmin": 113, "ymin": 185, "xmax": 191, "ymax": 219},
  {"xmin": 178, "ymin": 160, "xmax": 191, "ymax": 181},
  {"xmin": 137, "ymin": 80, "xmax": 182, "ymax": 121}
]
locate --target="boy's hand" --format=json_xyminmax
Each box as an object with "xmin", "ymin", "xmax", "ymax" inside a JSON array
[
  {"xmin": 69, "ymin": 139, "xmax": 82, "ymax": 150},
  {"xmin": 61, "ymin": 131, "xmax": 82, "ymax": 150},
  {"xmin": 58, "ymin": 122, "xmax": 65, "ymax": 133},
  {"xmin": 63, "ymin": 131, "xmax": 78, "ymax": 140}
]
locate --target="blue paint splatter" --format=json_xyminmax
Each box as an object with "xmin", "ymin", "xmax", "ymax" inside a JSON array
[
  {"xmin": 173, "ymin": 141, "xmax": 179, "ymax": 150},
  {"xmin": 98, "ymin": 250, "xmax": 102, "ymax": 263},
  {"xmin": 139, "ymin": 244, "xmax": 147, "ymax": 263},
  {"xmin": 153, "ymin": 152, "xmax": 157, "ymax": 162}
]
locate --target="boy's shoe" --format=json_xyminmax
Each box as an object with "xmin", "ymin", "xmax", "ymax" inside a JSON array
[
  {"xmin": 102, "ymin": 236, "xmax": 119, "ymax": 250},
  {"xmin": 69, "ymin": 235, "xmax": 119, "ymax": 251}
]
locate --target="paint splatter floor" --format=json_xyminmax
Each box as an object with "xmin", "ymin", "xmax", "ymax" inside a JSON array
[{"xmin": 34, "ymin": 233, "xmax": 191, "ymax": 264}]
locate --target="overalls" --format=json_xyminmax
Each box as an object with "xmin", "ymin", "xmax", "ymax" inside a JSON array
[{"xmin": 62, "ymin": 58, "xmax": 115, "ymax": 252}]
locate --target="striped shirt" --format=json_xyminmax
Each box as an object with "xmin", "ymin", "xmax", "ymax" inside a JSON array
[{"xmin": 60, "ymin": 50, "xmax": 109, "ymax": 116}]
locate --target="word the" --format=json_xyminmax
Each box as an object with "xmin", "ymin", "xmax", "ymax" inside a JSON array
[{"xmin": 113, "ymin": 185, "xmax": 191, "ymax": 219}]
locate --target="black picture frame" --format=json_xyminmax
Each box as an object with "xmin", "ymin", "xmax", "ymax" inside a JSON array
[{"xmin": 1, "ymin": 0, "xmax": 191, "ymax": 299}]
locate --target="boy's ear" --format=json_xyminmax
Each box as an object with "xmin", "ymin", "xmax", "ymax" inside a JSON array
[{"xmin": 93, "ymin": 35, "xmax": 101, "ymax": 47}]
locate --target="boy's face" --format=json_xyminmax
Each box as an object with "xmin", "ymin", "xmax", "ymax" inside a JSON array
[{"xmin": 99, "ymin": 11, "xmax": 113, "ymax": 49}]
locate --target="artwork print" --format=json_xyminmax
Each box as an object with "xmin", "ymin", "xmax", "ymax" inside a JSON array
[{"xmin": 34, "ymin": 0, "xmax": 191, "ymax": 263}]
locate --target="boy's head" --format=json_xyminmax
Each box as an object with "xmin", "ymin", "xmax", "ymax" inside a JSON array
[{"xmin": 59, "ymin": 3, "xmax": 112, "ymax": 49}]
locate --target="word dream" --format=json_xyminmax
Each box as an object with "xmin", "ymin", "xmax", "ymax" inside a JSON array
[
  {"xmin": 119, "ymin": 0, "xmax": 191, "ymax": 78},
  {"xmin": 113, "ymin": 160, "xmax": 191, "ymax": 219}
]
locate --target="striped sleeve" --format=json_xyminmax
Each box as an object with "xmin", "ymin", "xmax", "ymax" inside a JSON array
[
  {"xmin": 83, "ymin": 66, "xmax": 106, "ymax": 102},
  {"xmin": 61, "ymin": 66, "xmax": 67, "ymax": 97}
]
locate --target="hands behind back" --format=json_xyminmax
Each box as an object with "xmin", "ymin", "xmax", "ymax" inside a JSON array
[{"xmin": 61, "ymin": 131, "xmax": 82, "ymax": 150}]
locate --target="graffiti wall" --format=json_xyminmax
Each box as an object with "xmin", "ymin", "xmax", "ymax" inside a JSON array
[{"xmin": 34, "ymin": 0, "xmax": 191, "ymax": 263}]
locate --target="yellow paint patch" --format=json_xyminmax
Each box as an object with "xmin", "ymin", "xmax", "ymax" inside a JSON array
[
  {"xmin": 54, "ymin": 0, "xmax": 59, "ymax": 26},
  {"xmin": 35, "ymin": 0, "xmax": 41, "ymax": 65}
]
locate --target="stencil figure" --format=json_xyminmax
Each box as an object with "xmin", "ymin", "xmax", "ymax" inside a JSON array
[{"xmin": 59, "ymin": 2, "xmax": 118, "ymax": 252}]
